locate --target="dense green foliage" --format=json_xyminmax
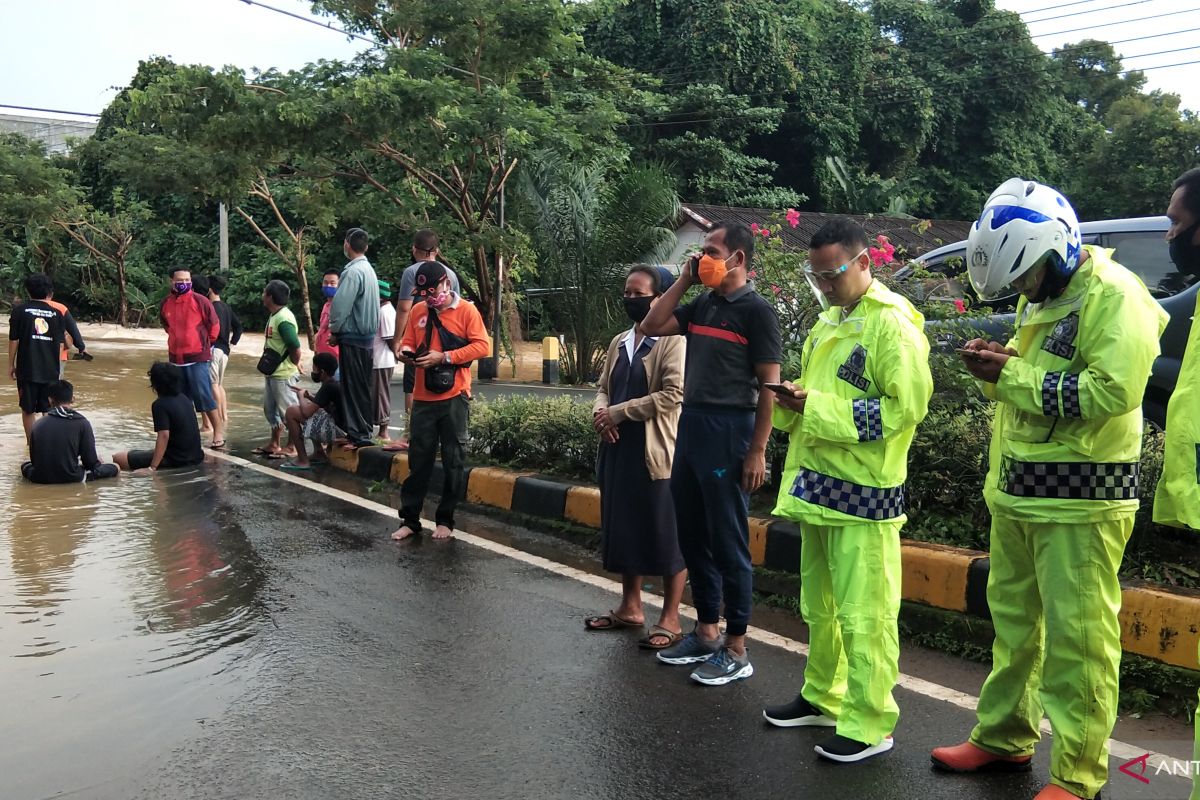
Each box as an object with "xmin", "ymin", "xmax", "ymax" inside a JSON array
[{"xmin": 0, "ymin": 0, "xmax": 1197, "ymax": 338}]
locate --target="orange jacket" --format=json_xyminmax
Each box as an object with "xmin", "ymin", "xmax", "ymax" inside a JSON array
[{"xmin": 400, "ymin": 296, "xmax": 491, "ymax": 402}]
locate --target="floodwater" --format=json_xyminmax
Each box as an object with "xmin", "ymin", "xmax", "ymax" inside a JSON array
[{"xmin": 0, "ymin": 337, "xmax": 269, "ymax": 799}]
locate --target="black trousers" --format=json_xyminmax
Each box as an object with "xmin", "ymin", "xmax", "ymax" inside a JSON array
[
  {"xmin": 338, "ymin": 343, "xmax": 375, "ymax": 445},
  {"xmin": 399, "ymin": 394, "xmax": 470, "ymax": 530}
]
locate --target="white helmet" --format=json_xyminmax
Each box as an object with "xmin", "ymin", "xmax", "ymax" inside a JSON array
[{"xmin": 966, "ymin": 178, "xmax": 1082, "ymax": 301}]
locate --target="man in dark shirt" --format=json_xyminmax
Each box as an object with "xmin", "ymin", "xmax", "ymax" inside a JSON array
[
  {"xmin": 9, "ymin": 273, "xmax": 66, "ymax": 444},
  {"xmin": 641, "ymin": 221, "xmax": 782, "ymax": 687},
  {"xmin": 21, "ymin": 380, "xmax": 118, "ymax": 484},
  {"xmin": 281, "ymin": 352, "xmax": 345, "ymax": 470},
  {"xmin": 112, "ymin": 362, "xmax": 205, "ymax": 473}
]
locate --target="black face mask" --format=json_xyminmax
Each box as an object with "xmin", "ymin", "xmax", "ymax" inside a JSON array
[
  {"xmin": 1169, "ymin": 220, "xmax": 1200, "ymax": 278},
  {"xmin": 623, "ymin": 296, "xmax": 653, "ymax": 324}
]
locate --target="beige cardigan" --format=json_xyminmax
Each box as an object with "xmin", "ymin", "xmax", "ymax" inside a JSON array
[{"xmin": 593, "ymin": 330, "xmax": 686, "ymax": 480}]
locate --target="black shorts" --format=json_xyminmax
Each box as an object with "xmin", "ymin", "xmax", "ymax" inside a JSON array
[
  {"xmin": 403, "ymin": 362, "xmax": 416, "ymax": 394},
  {"xmin": 125, "ymin": 451, "xmax": 199, "ymax": 471},
  {"xmin": 17, "ymin": 381, "xmax": 51, "ymax": 414}
]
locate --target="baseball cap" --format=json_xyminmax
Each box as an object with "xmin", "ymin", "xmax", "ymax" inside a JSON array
[{"xmin": 412, "ymin": 261, "xmax": 448, "ymax": 296}]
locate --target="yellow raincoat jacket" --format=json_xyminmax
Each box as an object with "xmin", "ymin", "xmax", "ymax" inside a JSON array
[
  {"xmin": 1153, "ymin": 290, "xmax": 1200, "ymax": 530},
  {"xmin": 772, "ymin": 280, "xmax": 933, "ymax": 525},
  {"xmin": 981, "ymin": 245, "xmax": 1168, "ymax": 522}
]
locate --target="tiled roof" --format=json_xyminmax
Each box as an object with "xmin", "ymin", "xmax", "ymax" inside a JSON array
[{"xmin": 680, "ymin": 204, "xmax": 973, "ymax": 257}]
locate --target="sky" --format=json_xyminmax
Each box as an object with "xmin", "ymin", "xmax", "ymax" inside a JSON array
[{"xmin": 0, "ymin": 0, "xmax": 1196, "ymax": 122}]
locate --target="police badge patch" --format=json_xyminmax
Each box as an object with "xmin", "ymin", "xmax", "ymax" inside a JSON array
[
  {"xmin": 836, "ymin": 344, "xmax": 870, "ymax": 392},
  {"xmin": 1042, "ymin": 313, "xmax": 1079, "ymax": 360}
]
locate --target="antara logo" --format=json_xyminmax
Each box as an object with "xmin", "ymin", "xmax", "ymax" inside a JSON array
[{"xmin": 1119, "ymin": 752, "xmax": 1200, "ymax": 785}]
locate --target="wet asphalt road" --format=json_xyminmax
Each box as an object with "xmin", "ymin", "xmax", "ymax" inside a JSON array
[{"xmin": 59, "ymin": 462, "xmax": 1187, "ymax": 800}]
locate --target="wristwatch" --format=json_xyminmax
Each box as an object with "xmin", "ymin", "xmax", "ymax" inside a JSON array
[{"xmin": 443, "ymin": 352, "xmax": 452, "ymax": 365}]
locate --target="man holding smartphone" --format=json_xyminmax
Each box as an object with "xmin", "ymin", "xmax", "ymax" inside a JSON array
[
  {"xmin": 640, "ymin": 222, "xmax": 781, "ymax": 686},
  {"xmin": 762, "ymin": 218, "xmax": 932, "ymax": 763}
]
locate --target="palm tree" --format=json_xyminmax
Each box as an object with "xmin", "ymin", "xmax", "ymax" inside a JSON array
[{"xmin": 519, "ymin": 153, "xmax": 679, "ymax": 383}]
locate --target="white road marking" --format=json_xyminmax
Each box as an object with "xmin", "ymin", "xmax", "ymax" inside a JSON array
[{"xmin": 208, "ymin": 449, "xmax": 1191, "ymax": 770}]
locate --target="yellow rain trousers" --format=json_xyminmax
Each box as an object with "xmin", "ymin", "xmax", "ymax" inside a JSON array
[
  {"xmin": 773, "ymin": 280, "xmax": 932, "ymax": 746},
  {"xmin": 973, "ymin": 247, "xmax": 1168, "ymax": 799},
  {"xmin": 969, "ymin": 516, "xmax": 1131, "ymax": 799}
]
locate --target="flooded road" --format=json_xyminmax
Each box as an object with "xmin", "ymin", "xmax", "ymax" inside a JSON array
[
  {"xmin": 0, "ymin": 338, "xmax": 270, "ymax": 799},
  {"xmin": 0, "ymin": 334, "xmax": 1194, "ymax": 800}
]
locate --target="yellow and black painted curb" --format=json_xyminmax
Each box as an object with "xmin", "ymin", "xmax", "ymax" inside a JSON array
[{"xmin": 329, "ymin": 446, "xmax": 1200, "ymax": 670}]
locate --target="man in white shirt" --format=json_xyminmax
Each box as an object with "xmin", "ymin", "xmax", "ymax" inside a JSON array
[{"xmin": 373, "ymin": 280, "xmax": 398, "ymax": 443}]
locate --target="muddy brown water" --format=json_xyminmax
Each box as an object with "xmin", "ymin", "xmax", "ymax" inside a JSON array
[{"xmin": 0, "ymin": 338, "xmax": 274, "ymax": 799}]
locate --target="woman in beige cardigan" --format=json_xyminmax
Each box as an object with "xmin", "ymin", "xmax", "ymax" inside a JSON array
[{"xmin": 585, "ymin": 265, "xmax": 687, "ymax": 649}]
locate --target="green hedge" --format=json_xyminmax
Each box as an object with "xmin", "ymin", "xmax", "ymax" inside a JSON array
[{"xmin": 467, "ymin": 391, "xmax": 1195, "ymax": 590}]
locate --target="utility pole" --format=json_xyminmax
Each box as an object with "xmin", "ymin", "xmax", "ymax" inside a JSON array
[{"xmin": 219, "ymin": 202, "xmax": 229, "ymax": 272}]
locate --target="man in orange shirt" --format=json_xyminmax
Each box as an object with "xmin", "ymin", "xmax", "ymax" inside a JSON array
[{"xmin": 391, "ymin": 261, "xmax": 490, "ymax": 541}]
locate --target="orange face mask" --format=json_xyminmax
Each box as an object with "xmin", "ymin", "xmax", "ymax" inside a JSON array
[{"xmin": 697, "ymin": 254, "xmax": 733, "ymax": 288}]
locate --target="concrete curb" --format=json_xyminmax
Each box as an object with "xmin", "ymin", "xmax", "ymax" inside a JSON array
[{"xmin": 328, "ymin": 447, "xmax": 1200, "ymax": 670}]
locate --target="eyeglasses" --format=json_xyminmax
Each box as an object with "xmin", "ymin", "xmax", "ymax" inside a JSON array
[{"xmin": 803, "ymin": 248, "xmax": 868, "ymax": 282}]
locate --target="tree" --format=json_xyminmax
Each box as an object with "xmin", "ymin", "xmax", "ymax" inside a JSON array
[
  {"xmin": 518, "ymin": 154, "xmax": 679, "ymax": 382},
  {"xmin": 1070, "ymin": 92, "xmax": 1200, "ymax": 218},
  {"xmin": 51, "ymin": 190, "xmax": 151, "ymax": 327},
  {"xmin": 1051, "ymin": 39, "xmax": 1146, "ymax": 122}
]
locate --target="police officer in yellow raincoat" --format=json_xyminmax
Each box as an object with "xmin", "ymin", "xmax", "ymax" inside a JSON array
[
  {"xmin": 1151, "ymin": 167, "xmax": 1200, "ymax": 800},
  {"xmin": 763, "ymin": 218, "xmax": 932, "ymax": 764},
  {"xmin": 932, "ymin": 179, "xmax": 1169, "ymax": 800}
]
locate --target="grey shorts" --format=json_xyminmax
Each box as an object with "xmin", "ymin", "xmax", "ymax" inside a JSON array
[
  {"xmin": 209, "ymin": 348, "xmax": 229, "ymax": 385},
  {"xmin": 263, "ymin": 375, "xmax": 300, "ymax": 427}
]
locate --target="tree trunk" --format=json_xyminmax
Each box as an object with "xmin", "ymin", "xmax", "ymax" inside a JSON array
[
  {"xmin": 116, "ymin": 257, "xmax": 129, "ymax": 328},
  {"xmin": 472, "ymin": 243, "xmax": 494, "ymax": 329},
  {"xmin": 292, "ymin": 255, "xmax": 316, "ymax": 351}
]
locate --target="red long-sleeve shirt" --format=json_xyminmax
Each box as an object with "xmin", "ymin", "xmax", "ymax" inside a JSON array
[{"xmin": 160, "ymin": 292, "xmax": 220, "ymax": 364}]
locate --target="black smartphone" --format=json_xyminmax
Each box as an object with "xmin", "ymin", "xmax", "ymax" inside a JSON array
[
  {"xmin": 762, "ymin": 382, "xmax": 795, "ymax": 395},
  {"xmin": 401, "ymin": 350, "xmax": 417, "ymax": 360}
]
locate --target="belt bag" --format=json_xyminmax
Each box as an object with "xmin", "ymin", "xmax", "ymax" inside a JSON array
[
  {"xmin": 421, "ymin": 309, "xmax": 472, "ymax": 395},
  {"xmin": 256, "ymin": 346, "xmax": 285, "ymax": 376}
]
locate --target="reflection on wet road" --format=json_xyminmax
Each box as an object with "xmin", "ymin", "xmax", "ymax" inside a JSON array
[{"xmin": 0, "ymin": 339, "xmax": 268, "ymax": 799}]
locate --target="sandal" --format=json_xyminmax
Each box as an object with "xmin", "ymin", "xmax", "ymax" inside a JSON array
[
  {"xmin": 584, "ymin": 611, "xmax": 643, "ymax": 631},
  {"xmin": 637, "ymin": 625, "xmax": 683, "ymax": 650},
  {"xmin": 209, "ymin": 440, "xmax": 226, "ymax": 450},
  {"xmin": 279, "ymin": 461, "xmax": 313, "ymax": 472}
]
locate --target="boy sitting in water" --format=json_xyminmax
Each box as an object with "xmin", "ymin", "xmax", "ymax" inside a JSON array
[
  {"xmin": 112, "ymin": 362, "xmax": 205, "ymax": 474},
  {"xmin": 21, "ymin": 380, "xmax": 118, "ymax": 484},
  {"xmin": 281, "ymin": 352, "xmax": 346, "ymax": 471}
]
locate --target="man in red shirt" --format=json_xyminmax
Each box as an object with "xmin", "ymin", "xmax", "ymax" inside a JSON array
[
  {"xmin": 391, "ymin": 261, "xmax": 490, "ymax": 541},
  {"xmin": 159, "ymin": 267, "xmax": 224, "ymax": 448}
]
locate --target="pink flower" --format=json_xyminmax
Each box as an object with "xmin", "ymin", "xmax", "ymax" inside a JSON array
[
  {"xmin": 760, "ymin": 228, "xmax": 771, "ymax": 237},
  {"xmin": 786, "ymin": 208, "xmax": 800, "ymax": 228},
  {"xmin": 750, "ymin": 223, "xmax": 761, "ymax": 234},
  {"xmin": 770, "ymin": 284, "xmax": 782, "ymax": 296},
  {"xmin": 868, "ymin": 247, "xmax": 886, "ymax": 266},
  {"xmin": 954, "ymin": 299, "xmax": 966, "ymax": 314},
  {"xmin": 876, "ymin": 234, "xmax": 888, "ymax": 245},
  {"xmin": 748, "ymin": 270, "xmax": 758, "ymax": 279}
]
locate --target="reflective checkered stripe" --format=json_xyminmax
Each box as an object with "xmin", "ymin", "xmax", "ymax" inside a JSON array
[
  {"xmin": 852, "ymin": 398, "xmax": 883, "ymax": 442},
  {"xmin": 1040, "ymin": 371, "xmax": 1082, "ymax": 418},
  {"xmin": 1000, "ymin": 458, "xmax": 1139, "ymax": 500},
  {"xmin": 789, "ymin": 468, "xmax": 905, "ymax": 521},
  {"xmin": 1041, "ymin": 372, "xmax": 1061, "ymax": 416},
  {"xmin": 1061, "ymin": 373, "xmax": 1081, "ymax": 417}
]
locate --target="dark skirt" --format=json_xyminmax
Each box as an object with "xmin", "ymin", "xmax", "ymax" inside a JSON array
[{"xmin": 597, "ymin": 421, "xmax": 685, "ymax": 576}]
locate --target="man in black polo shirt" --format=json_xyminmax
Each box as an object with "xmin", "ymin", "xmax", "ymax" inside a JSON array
[
  {"xmin": 9, "ymin": 273, "xmax": 66, "ymax": 444},
  {"xmin": 641, "ymin": 221, "xmax": 782, "ymax": 686}
]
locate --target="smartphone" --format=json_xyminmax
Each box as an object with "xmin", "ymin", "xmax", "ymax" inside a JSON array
[
  {"xmin": 955, "ymin": 347, "xmax": 985, "ymax": 361},
  {"xmin": 401, "ymin": 350, "xmax": 417, "ymax": 360},
  {"xmin": 762, "ymin": 382, "xmax": 796, "ymax": 395}
]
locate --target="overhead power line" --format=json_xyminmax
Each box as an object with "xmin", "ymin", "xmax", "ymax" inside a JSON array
[
  {"xmin": 1023, "ymin": 0, "xmax": 1152, "ymax": 25},
  {"xmin": 235, "ymin": 0, "xmax": 376, "ymax": 45},
  {"xmin": 1032, "ymin": 6, "xmax": 1199, "ymax": 37},
  {"xmin": 0, "ymin": 104, "xmax": 101, "ymax": 117}
]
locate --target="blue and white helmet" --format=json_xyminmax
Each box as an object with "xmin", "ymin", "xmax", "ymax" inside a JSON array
[{"xmin": 966, "ymin": 178, "xmax": 1082, "ymax": 300}]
